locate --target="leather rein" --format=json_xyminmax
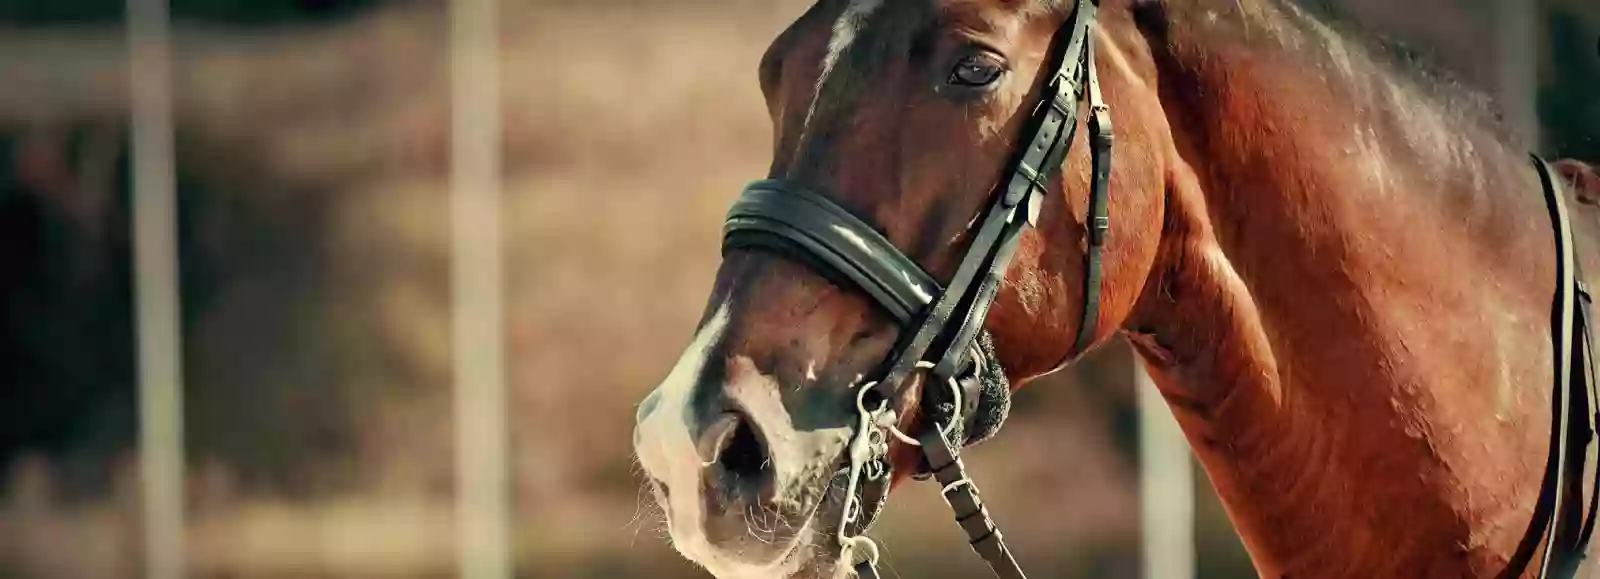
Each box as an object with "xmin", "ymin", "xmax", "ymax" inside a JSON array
[{"xmin": 718, "ymin": 0, "xmax": 1599, "ymax": 575}]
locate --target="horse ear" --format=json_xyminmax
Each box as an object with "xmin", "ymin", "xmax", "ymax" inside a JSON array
[{"xmin": 1555, "ymin": 159, "xmax": 1600, "ymax": 206}]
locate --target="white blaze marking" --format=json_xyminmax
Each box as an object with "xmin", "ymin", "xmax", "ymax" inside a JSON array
[
  {"xmin": 634, "ymin": 303, "xmax": 730, "ymax": 563},
  {"xmin": 801, "ymin": 0, "xmax": 885, "ymax": 134}
]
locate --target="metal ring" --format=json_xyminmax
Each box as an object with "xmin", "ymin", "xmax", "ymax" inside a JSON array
[
  {"xmin": 855, "ymin": 361, "xmax": 969, "ymax": 447},
  {"xmin": 917, "ymin": 362, "xmax": 965, "ymax": 437},
  {"xmin": 865, "ymin": 459, "xmax": 886, "ymax": 481},
  {"xmin": 854, "ymin": 381, "xmax": 883, "ymax": 416},
  {"xmin": 884, "ymin": 366, "xmax": 965, "ymax": 446}
]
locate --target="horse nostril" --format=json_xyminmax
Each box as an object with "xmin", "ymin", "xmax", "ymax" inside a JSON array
[
  {"xmin": 720, "ymin": 419, "xmax": 770, "ymax": 479},
  {"xmin": 698, "ymin": 412, "xmax": 775, "ymax": 505}
]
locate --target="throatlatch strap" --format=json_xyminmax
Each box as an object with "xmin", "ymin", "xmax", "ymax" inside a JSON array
[{"xmin": 1072, "ymin": 35, "xmax": 1113, "ymax": 355}]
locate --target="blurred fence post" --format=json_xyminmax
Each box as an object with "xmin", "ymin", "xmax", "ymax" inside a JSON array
[
  {"xmin": 127, "ymin": 0, "xmax": 186, "ymax": 577},
  {"xmin": 1137, "ymin": 359, "xmax": 1194, "ymax": 579},
  {"xmin": 450, "ymin": 0, "xmax": 511, "ymax": 576}
]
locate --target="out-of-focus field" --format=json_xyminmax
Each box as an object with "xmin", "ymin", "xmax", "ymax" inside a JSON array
[
  {"xmin": 1, "ymin": 0, "xmax": 1593, "ymax": 577},
  {"xmin": 0, "ymin": 1, "xmax": 1242, "ymax": 577}
]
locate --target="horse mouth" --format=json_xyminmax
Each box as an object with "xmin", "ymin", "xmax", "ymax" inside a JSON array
[
  {"xmin": 709, "ymin": 466, "xmax": 850, "ymax": 563},
  {"xmin": 698, "ymin": 494, "xmax": 813, "ymax": 558},
  {"xmin": 646, "ymin": 458, "xmax": 856, "ymax": 579}
]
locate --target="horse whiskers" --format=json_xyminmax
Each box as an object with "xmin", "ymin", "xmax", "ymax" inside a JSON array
[
  {"xmin": 624, "ymin": 481, "xmax": 651, "ymax": 528},
  {"xmin": 624, "ymin": 474, "xmax": 674, "ymax": 549},
  {"xmin": 743, "ymin": 510, "xmax": 777, "ymax": 545},
  {"xmin": 627, "ymin": 497, "xmax": 668, "ymax": 546},
  {"xmin": 744, "ymin": 505, "xmax": 779, "ymax": 544}
]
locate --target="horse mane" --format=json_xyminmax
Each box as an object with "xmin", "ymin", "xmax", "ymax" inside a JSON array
[
  {"xmin": 1277, "ymin": 0, "xmax": 1518, "ymax": 139},
  {"xmin": 1132, "ymin": 0, "xmax": 1527, "ymax": 161}
]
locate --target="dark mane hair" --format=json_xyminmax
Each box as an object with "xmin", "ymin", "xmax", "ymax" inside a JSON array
[
  {"xmin": 1129, "ymin": 0, "xmax": 1524, "ymax": 150},
  {"xmin": 1293, "ymin": 0, "xmax": 1519, "ymax": 141}
]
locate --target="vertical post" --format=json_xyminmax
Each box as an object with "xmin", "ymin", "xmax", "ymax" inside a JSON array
[
  {"xmin": 127, "ymin": 0, "xmax": 185, "ymax": 577},
  {"xmin": 1137, "ymin": 358, "xmax": 1194, "ymax": 579},
  {"xmin": 1493, "ymin": 0, "xmax": 1541, "ymax": 146},
  {"xmin": 450, "ymin": 0, "xmax": 509, "ymax": 576}
]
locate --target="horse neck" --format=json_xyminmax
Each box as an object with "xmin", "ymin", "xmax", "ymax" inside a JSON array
[{"xmin": 1122, "ymin": 11, "xmax": 1560, "ymax": 576}]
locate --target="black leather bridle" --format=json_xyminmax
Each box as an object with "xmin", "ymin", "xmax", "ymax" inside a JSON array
[{"xmin": 720, "ymin": 1, "xmax": 1109, "ymax": 577}]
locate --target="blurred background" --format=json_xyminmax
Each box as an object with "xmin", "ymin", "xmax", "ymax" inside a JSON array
[{"xmin": 0, "ymin": 0, "xmax": 1595, "ymax": 577}]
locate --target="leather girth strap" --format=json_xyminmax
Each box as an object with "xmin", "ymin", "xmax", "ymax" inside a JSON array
[{"xmin": 1499, "ymin": 155, "xmax": 1600, "ymax": 579}]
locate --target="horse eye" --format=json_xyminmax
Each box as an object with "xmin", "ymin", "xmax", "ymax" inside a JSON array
[{"xmin": 948, "ymin": 54, "xmax": 1004, "ymax": 87}]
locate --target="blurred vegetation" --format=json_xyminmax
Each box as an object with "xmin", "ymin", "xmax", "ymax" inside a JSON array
[
  {"xmin": 0, "ymin": 0, "xmax": 381, "ymax": 25},
  {"xmin": 1544, "ymin": 6, "xmax": 1600, "ymax": 161},
  {"xmin": 0, "ymin": 0, "xmax": 1593, "ymax": 578}
]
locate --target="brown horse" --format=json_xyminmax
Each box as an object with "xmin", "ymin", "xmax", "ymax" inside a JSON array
[{"xmin": 631, "ymin": 0, "xmax": 1600, "ymax": 577}]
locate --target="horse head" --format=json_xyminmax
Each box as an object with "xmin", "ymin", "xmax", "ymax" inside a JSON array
[{"xmin": 631, "ymin": 1, "xmax": 1169, "ymax": 577}]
